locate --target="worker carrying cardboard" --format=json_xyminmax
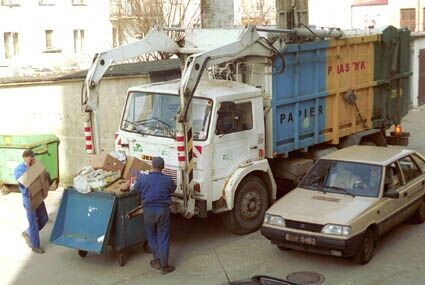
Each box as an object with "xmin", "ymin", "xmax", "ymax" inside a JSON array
[
  {"xmin": 14, "ymin": 149, "xmax": 49, "ymax": 254},
  {"xmin": 134, "ymin": 156, "xmax": 177, "ymax": 274}
]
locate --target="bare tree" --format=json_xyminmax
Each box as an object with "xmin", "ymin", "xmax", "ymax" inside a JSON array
[{"xmin": 110, "ymin": 0, "xmax": 201, "ymax": 61}]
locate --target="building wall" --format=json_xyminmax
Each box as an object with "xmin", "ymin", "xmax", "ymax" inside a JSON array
[
  {"xmin": 411, "ymin": 36, "xmax": 425, "ymax": 107},
  {"xmin": 0, "ymin": 75, "xmax": 148, "ymax": 185},
  {"xmin": 0, "ymin": 0, "xmax": 112, "ymax": 76}
]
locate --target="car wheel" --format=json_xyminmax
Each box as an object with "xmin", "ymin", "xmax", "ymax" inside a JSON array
[
  {"xmin": 412, "ymin": 199, "xmax": 425, "ymax": 224},
  {"xmin": 221, "ymin": 176, "xmax": 269, "ymax": 235},
  {"xmin": 353, "ymin": 228, "xmax": 375, "ymax": 265}
]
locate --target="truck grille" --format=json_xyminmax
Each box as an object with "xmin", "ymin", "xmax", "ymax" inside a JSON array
[
  {"xmin": 285, "ymin": 219, "xmax": 323, "ymax": 233},
  {"xmin": 163, "ymin": 168, "xmax": 177, "ymax": 184}
]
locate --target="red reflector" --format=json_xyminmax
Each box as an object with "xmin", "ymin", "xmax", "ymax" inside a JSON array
[
  {"xmin": 84, "ymin": 127, "xmax": 91, "ymax": 132},
  {"xmin": 176, "ymin": 136, "xmax": 184, "ymax": 142},
  {"xmin": 86, "ymin": 144, "xmax": 93, "ymax": 150},
  {"xmin": 85, "ymin": 136, "xmax": 92, "ymax": 141},
  {"xmin": 178, "ymin": 156, "xmax": 185, "ymax": 162},
  {"xmin": 177, "ymin": 146, "xmax": 185, "ymax": 151},
  {"xmin": 194, "ymin": 183, "xmax": 201, "ymax": 193}
]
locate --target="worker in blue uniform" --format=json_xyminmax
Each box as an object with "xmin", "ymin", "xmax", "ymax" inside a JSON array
[
  {"xmin": 134, "ymin": 156, "xmax": 176, "ymax": 274},
  {"xmin": 14, "ymin": 149, "xmax": 48, "ymax": 254}
]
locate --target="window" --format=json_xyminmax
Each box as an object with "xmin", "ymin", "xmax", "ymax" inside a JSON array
[
  {"xmin": 73, "ymin": 29, "xmax": 85, "ymax": 53},
  {"xmin": 400, "ymin": 8, "xmax": 416, "ymax": 32},
  {"xmin": 412, "ymin": 153, "xmax": 425, "ymax": 173},
  {"xmin": 384, "ymin": 162, "xmax": 402, "ymax": 192},
  {"xmin": 3, "ymin": 32, "xmax": 19, "ymax": 59},
  {"xmin": 1, "ymin": 0, "xmax": 20, "ymax": 6},
  {"xmin": 45, "ymin": 30, "xmax": 53, "ymax": 49},
  {"xmin": 216, "ymin": 102, "xmax": 253, "ymax": 135},
  {"xmin": 72, "ymin": 0, "xmax": 85, "ymax": 5},
  {"xmin": 399, "ymin": 156, "xmax": 422, "ymax": 183}
]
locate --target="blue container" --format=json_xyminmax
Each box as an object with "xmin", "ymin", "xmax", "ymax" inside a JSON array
[{"xmin": 51, "ymin": 188, "xmax": 146, "ymax": 266}]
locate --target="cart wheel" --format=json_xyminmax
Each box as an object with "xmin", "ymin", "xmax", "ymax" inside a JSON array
[
  {"xmin": 0, "ymin": 184, "xmax": 10, "ymax": 195},
  {"xmin": 143, "ymin": 241, "xmax": 151, "ymax": 254},
  {"xmin": 78, "ymin": 250, "xmax": 88, "ymax": 258},
  {"xmin": 118, "ymin": 250, "xmax": 126, "ymax": 266}
]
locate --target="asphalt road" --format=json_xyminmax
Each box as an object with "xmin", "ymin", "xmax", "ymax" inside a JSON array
[{"xmin": 0, "ymin": 106, "xmax": 424, "ymax": 285}]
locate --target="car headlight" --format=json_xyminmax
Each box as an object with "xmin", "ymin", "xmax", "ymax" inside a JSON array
[
  {"xmin": 264, "ymin": 213, "xmax": 286, "ymax": 227},
  {"xmin": 321, "ymin": 224, "xmax": 351, "ymax": 236}
]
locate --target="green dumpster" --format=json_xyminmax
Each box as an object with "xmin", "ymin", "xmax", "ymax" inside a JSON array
[{"xmin": 0, "ymin": 134, "xmax": 60, "ymax": 185}]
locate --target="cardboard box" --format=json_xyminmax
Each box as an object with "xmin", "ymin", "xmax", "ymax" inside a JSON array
[
  {"xmin": 17, "ymin": 161, "xmax": 49, "ymax": 210},
  {"xmin": 103, "ymin": 178, "xmax": 130, "ymax": 194},
  {"xmin": 122, "ymin": 156, "xmax": 151, "ymax": 179},
  {"xmin": 89, "ymin": 153, "xmax": 125, "ymax": 173}
]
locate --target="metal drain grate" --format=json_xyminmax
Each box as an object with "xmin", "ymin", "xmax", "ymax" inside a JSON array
[{"xmin": 286, "ymin": 271, "xmax": 325, "ymax": 285}]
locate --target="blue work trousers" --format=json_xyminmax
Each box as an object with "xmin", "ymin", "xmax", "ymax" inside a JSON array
[
  {"xmin": 143, "ymin": 206, "xmax": 170, "ymax": 267},
  {"xmin": 24, "ymin": 202, "xmax": 48, "ymax": 248}
]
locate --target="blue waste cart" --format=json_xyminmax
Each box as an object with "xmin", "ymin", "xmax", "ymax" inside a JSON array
[{"xmin": 51, "ymin": 188, "xmax": 147, "ymax": 266}]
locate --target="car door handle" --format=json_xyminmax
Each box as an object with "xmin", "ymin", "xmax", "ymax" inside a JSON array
[{"xmin": 250, "ymin": 145, "xmax": 258, "ymax": 149}]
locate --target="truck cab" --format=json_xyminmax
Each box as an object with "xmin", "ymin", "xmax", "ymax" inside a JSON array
[{"xmin": 116, "ymin": 79, "xmax": 275, "ymax": 232}]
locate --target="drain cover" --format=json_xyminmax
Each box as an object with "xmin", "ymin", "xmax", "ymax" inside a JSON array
[{"xmin": 286, "ymin": 271, "xmax": 325, "ymax": 285}]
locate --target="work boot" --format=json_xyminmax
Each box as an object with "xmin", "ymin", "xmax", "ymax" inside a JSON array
[
  {"xmin": 32, "ymin": 247, "xmax": 45, "ymax": 254},
  {"xmin": 21, "ymin": 231, "xmax": 31, "ymax": 248},
  {"xmin": 150, "ymin": 259, "xmax": 161, "ymax": 269},
  {"xmin": 161, "ymin": 265, "xmax": 175, "ymax": 275}
]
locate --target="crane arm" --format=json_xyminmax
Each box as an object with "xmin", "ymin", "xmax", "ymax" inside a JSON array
[
  {"xmin": 176, "ymin": 26, "xmax": 282, "ymax": 217},
  {"xmin": 81, "ymin": 26, "xmax": 180, "ymax": 154}
]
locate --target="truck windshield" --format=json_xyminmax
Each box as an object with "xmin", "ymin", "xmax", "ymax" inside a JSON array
[
  {"xmin": 121, "ymin": 91, "xmax": 212, "ymax": 140},
  {"xmin": 298, "ymin": 160, "xmax": 382, "ymax": 198}
]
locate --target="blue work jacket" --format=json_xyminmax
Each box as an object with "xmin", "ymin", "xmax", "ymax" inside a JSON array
[
  {"xmin": 14, "ymin": 163, "xmax": 31, "ymax": 208},
  {"xmin": 134, "ymin": 172, "xmax": 176, "ymax": 208}
]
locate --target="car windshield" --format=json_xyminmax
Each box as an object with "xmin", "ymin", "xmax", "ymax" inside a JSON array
[
  {"xmin": 121, "ymin": 92, "xmax": 212, "ymax": 140},
  {"xmin": 299, "ymin": 159, "xmax": 382, "ymax": 198}
]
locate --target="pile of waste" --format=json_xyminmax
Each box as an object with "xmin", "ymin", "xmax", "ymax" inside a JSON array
[{"xmin": 73, "ymin": 151, "xmax": 150, "ymax": 194}]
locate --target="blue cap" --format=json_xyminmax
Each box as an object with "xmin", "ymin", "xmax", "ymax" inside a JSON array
[{"xmin": 152, "ymin": 156, "xmax": 165, "ymax": 169}]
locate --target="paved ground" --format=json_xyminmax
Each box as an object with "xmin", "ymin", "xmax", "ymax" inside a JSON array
[{"xmin": 1, "ymin": 106, "xmax": 424, "ymax": 285}]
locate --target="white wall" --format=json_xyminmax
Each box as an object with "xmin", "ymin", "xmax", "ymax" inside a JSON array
[
  {"xmin": 0, "ymin": 76, "xmax": 148, "ymax": 185},
  {"xmin": 0, "ymin": 0, "xmax": 112, "ymax": 74}
]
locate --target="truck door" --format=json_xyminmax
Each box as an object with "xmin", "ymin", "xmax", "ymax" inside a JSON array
[{"xmin": 212, "ymin": 100, "xmax": 258, "ymax": 180}]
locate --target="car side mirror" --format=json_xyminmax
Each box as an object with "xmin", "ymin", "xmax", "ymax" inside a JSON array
[{"xmin": 384, "ymin": 190, "xmax": 399, "ymax": 199}]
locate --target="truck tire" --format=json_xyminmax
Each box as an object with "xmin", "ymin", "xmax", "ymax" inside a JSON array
[{"xmin": 221, "ymin": 176, "xmax": 269, "ymax": 235}]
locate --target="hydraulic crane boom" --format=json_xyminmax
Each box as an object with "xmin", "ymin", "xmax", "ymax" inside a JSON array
[
  {"xmin": 81, "ymin": 26, "xmax": 180, "ymax": 154},
  {"xmin": 80, "ymin": 25, "xmax": 282, "ymax": 217}
]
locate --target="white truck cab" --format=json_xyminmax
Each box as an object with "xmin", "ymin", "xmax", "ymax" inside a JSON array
[{"xmin": 117, "ymin": 79, "xmax": 276, "ymax": 233}]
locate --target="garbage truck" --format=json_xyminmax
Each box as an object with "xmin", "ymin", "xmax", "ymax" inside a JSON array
[{"xmin": 80, "ymin": 25, "xmax": 411, "ymax": 234}]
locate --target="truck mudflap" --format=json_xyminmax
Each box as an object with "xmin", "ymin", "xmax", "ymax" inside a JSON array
[{"xmin": 170, "ymin": 196, "xmax": 208, "ymax": 218}]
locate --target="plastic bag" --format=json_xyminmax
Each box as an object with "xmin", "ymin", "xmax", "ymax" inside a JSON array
[{"xmin": 73, "ymin": 174, "xmax": 91, "ymax": 194}]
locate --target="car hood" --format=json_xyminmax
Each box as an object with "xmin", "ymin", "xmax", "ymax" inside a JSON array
[{"xmin": 267, "ymin": 188, "xmax": 377, "ymax": 225}]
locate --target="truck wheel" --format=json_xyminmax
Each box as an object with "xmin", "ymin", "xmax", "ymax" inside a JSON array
[
  {"xmin": 412, "ymin": 199, "xmax": 425, "ymax": 224},
  {"xmin": 221, "ymin": 176, "xmax": 269, "ymax": 235},
  {"xmin": 353, "ymin": 228, "xmax": 375, "ymax": 265}
]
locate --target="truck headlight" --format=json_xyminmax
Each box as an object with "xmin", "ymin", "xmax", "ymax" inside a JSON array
[
  {"xmin": 321, "ymin": 224, "xmax": 351, "ymax": 236},
  {"xmin": 264, "ymin": 213, "xmax": 285, "ymax": 227}
]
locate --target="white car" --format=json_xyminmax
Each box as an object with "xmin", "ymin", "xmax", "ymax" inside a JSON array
[{"xmin": 261, "ymin": 146, "xmax": 425, "ymax": 264}]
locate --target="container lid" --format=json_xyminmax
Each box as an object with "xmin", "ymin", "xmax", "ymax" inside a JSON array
[
  {"xmin": 0, "ymin": 134, "xmax": 59, "ymax": 148},
  {"xmin": 50, "ymin": 188, "xmax": 116, "ymax": 254}
]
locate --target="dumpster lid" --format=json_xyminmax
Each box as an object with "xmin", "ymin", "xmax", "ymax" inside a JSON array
[
  {"xmin": 51, "ymin": 188, "xmax": 116, "ymax": 254},
  {"xmin": 0, "ymin": 134, "xmax": 59, "ymax": 148}
]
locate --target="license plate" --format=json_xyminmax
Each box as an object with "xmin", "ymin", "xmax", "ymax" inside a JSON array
[{"xmin": 285, "ymin": 233, "xmax": 316, "ymax": 245}]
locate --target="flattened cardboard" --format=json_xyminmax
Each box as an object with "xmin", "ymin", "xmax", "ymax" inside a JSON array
[
  {"xmin": 17, "ymin": 162, "xmax": 50, "ymax": 210},
  {"xmin": 104, "ymin": 179, "xmax": 130, "ymax": 194},
  {"xmin": 89, "ymin": 153, "xmax": 125, "ymax": 173},
  {"xmin": 122, "ymin": 156, "xmax": 151, "ymax": 179},
  {"xmin": 17, "ymin": 161, "xmax": 45, "ymax": 188}
]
